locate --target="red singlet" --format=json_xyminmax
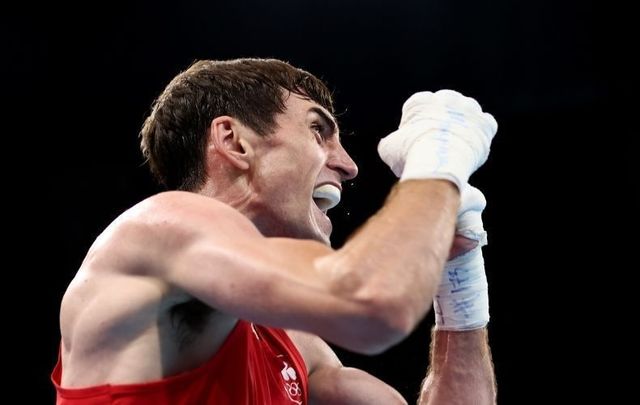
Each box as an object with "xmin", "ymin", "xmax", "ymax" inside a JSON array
[{"xmin": 52, "ymin": 320, "xmax": 308, "ymax": 404}]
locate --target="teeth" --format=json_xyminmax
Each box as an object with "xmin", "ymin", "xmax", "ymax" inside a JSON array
[{"xmin": 312, "ymin": 184, "xmax": 341, "ymax": 211}]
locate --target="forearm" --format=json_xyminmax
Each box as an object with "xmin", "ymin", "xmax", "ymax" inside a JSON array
[
  {"xmin": 322, "ymin": 180, "xmax": 458, "ymax": 343},
  {"xmin": 316, "ymin": 89, "xmax": 495, "ymax": 353},
  {"xmin": 419, "ymin": 328, "xmax": 496, "ymax": 405}
]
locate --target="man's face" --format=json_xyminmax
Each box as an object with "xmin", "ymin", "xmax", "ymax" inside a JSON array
[{"xmin": 247, "ymin": 94, "xmax": 358, "ymax": 244}]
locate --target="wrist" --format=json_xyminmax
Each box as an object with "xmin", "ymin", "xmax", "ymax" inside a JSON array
[{"xmin": 434, "ymin": 247, "xmax": 489, "ymax": 331}]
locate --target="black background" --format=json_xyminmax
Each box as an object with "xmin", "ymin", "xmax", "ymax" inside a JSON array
[{"xmin": 5, "ymin": 0, "xmax": 629, "ymax": 403}]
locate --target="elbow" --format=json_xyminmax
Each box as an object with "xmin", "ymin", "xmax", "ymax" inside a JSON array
[
  {"xmin": 321, "ymin": 253, "xmax": 432, "ymax": 355},
  {"xmin": 345, "ymin": 294, "xmax": 423, "ymax": 355},
  {"xmin": 367, "ymin": 296, "xmax": 422, "ymax": 354}
]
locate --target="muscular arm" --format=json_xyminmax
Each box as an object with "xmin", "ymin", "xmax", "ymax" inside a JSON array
[
  {"xmin": 419, "ymin": 329, "xmax": 496, "ymax": 405},
  {"xmin": 144, "ymin": 179, "xmax": 458, "ymax": 354}
]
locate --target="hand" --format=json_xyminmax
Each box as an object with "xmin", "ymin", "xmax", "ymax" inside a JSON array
[
  {"xmin": 378, "ymin": 90, "xmax": 498, "ymax": 190},
  {"xmin": 448, "ymin": 184, "xmax": 487, "ymax": 259},
  {"xmin": 457, "ymin": 183, "xmax": 487, "ymax": 245},
  {"xmin": 436, "ymin": 183, "xmax": 490, "ymax": 331}
]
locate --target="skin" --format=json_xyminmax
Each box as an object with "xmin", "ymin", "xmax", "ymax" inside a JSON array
[
  {"xmin": 59, "ymin": 93, "xmax": 495, "ymax": 404},
  {"xmin": 419, "ymin": 329, "xmax": 496, "ymax": 405}
]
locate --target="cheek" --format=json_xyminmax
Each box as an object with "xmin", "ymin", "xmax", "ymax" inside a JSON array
[
  {"xmin": 256, "ymin": 141, "xmax": 325, "ymax": 185},
  {"xmin": 282, "ymin": 143, "xmax": 325, "ymax": 176},
  {"xmin": 308, "ymin": 143, "xmax": 327, "ymax": 167}
]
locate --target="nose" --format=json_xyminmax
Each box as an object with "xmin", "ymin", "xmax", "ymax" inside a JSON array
[{"xmin": 327, "ymin": 141, "xmax": 358, "ymax": 181}]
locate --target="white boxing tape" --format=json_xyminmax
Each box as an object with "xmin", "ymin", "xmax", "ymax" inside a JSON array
[{"xmin": 434, "ymin": 246, "xmax": 489, "ymax": 331}]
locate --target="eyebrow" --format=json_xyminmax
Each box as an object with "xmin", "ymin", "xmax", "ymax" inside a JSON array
[{"xmin": 309, "ymin": 107, "xmax": 338, "ymax": 137}]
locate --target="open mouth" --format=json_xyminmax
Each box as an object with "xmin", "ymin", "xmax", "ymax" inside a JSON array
[{"xmin": 312, "ymin": 184, "xmax": 341, "ymax": 212}]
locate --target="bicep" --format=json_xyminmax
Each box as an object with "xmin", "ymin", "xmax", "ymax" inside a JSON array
[
  {"xmin": 159, "ymin": 195, "xmax": 372, "ymax": 341},
  {"xmin": 171, "ymin": 233, "xmax": 342, "ymax": 324}
]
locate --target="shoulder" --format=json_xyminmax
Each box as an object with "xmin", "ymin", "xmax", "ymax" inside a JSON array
[
  {"xmin": 117, "ymin": 191, "xmax": 260, "ymax": 241},
  {"xmin": 132, "ymin": 191, "xmax": 252, "ymax": 227},
  {"xmin": 83, "ymin": 191, "xmax": 260, "ymax": 276},
  {"xmin": 136, "ymin": 191, "xmax": 261, "ymax": 236}
]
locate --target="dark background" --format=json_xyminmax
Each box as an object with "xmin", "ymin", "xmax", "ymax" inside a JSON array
[{"xmin": 6, "ymin": 0, "xmax": 629, "ymax": 403}]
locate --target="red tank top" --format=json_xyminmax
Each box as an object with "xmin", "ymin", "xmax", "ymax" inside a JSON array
[{"xmin": 51, "ymin": 320, "xmax": 308, "ymax": 404}]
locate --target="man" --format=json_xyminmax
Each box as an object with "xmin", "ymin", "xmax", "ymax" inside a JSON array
[{"xmin": 52, "ymin": 58, "xmax": 498, "ymax": 404}]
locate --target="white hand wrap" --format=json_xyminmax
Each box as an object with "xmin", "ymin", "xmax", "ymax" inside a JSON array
[
  {"xmin": 378, "ymin": 90, "xmax": 498, "ymax": 190},
  {"xmin": 434, "ymin": 184, "xmax": 490, "ymax": 330}
]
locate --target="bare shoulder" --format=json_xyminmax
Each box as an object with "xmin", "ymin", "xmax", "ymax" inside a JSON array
[
  {"xmin": 59, "ymin": 192, "xmax": 253, "ymax": 385},
  {"xmin": 139, "ymin": 191, "xmax": 254, "ymax": 225},
  {"xmin": 128, "ymin": 191, "xmax": 260, "ymax": 238},
  {"xmin": 60, "ymin": 191, "xmax": 263, "ymax": 329},
  {"xmin": 61, "ymin": 191, "xmax": 257, "ymax": 338},
  {"xmin": 83, "ymin": 191, "xmax": 261, "ymax": 277}
]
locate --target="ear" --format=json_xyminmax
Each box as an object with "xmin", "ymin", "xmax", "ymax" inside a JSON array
[{"xmin": 208, "ymin": 116, "xmax": 253, "ymax": 171}]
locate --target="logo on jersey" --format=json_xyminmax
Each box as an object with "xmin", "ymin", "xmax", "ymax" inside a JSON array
[{"xmin": 280, "ymin": 361, "xmax": 302, "ymax": 404}]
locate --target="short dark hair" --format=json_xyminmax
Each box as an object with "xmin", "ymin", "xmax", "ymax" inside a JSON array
[{"xmin": 140, "ymin": 58, "xmax": 334, "ymax": 191}]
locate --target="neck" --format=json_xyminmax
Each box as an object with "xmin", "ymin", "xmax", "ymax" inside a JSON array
[
  {"xmin": 199, "ymin": 175, "xmax": 252, "ymax": 210},
  {"xmin": 198, "ymin": 177, "xmax": 270, "ymax": 235}
]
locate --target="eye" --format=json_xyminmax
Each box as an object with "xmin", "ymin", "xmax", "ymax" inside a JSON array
[{"xmin": 311, "ymin": 122, "xmax": 326, "ymax": 143}]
